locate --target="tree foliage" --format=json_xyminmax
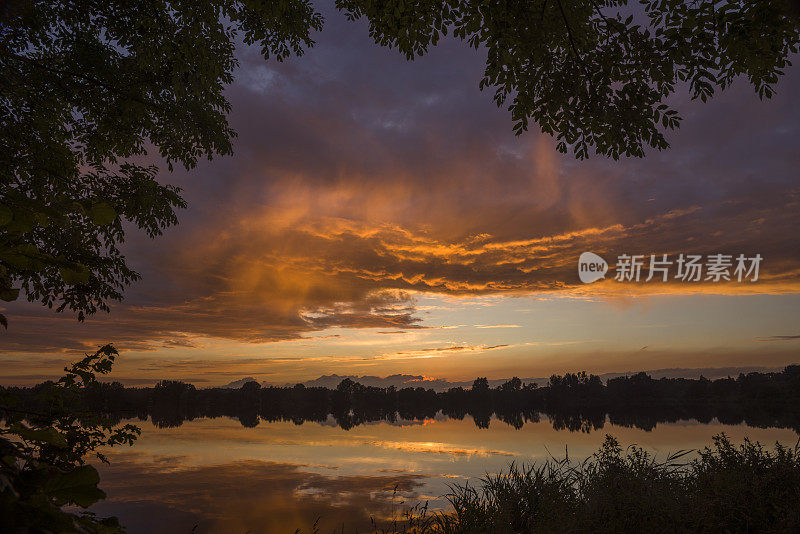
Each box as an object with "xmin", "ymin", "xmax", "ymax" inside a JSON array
[
  {"xmin": 337, "ymin": 0, "xmax": 800, "ymax": 158},
  {"xmin": 0, "ymin": 0, "xmax": 323, "ymax": 326},
  {"xmin": 0, "ymin": 344, "xmax": 139, "ymax": 533}
]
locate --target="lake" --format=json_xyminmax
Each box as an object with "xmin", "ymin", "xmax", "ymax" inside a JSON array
[{"xmin": 88, "ymin": 414, "xmax": 799, "ymax": 533}]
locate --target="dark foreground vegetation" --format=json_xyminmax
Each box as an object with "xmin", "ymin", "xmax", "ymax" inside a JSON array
[
  {"xmin": 2, "ymin": 349, "xmax": 800, "ymax": 533},
  {"xmin": 380, "ymin": 434, "xmax": 800, "ymax": 533},
  {"xmin": 0, "ymin": 346, "xmax": 139, "ymax": 533},
  {"xmin": 4, "ymin": 366, "xmax": 800, "ymax": 432}
]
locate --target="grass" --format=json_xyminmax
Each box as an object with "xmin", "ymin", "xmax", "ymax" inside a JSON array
[{"xmin": 370, "ymin": 434, "xmax": 800, "ymax": 533}]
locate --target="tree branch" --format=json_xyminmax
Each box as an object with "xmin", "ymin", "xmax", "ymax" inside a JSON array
[{"xmin": 556, "ymin": 0, "xmax": 596, "ymax": 106}]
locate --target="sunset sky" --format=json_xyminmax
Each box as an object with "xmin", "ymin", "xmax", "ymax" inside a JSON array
[{"xmin": 2, "ymin": 6, "xmax": 799, "ymax": 386}]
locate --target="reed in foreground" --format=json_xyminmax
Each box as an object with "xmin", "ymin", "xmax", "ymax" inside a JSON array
[{"xmin": 381, "ymin": 434, "xmax": 800, "ymax": 533}]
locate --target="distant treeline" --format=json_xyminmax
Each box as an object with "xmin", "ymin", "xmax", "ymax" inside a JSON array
[{"xmin": 3, "ymin": 367, "xmax": 800, "ymax": 433}]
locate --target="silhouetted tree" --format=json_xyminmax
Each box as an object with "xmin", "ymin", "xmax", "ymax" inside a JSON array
[
  {"xmin": 499, "ymin": 377, "xmax": 522, "ymax": 392},
  {"xmin": 472, "ymin": 377, "xmax": 490, "ymax": 392},
  {"xmin": 0, "ymin": 0, "xmax": 322, "ymax": 326}
]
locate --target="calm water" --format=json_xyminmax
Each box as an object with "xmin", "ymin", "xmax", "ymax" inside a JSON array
[{"xmin": 89, "ymin": 415, "xmax": 799, "ymax": 533}]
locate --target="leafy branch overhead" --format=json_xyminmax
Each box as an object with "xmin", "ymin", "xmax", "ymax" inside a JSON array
[
  {"xmin": 337, "ymin": 0, "xmax": 800, "ymax": 159},
  {"xmin": 1, "ymin": 0, "xmax": 797, "ymax": 326},
  {"xmin": 0, "ymin": 0, "xmax": 322, "ymax": 325}
]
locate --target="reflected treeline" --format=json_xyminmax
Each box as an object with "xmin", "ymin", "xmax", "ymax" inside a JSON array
[{"xmin": 4, "ymin": 367, "xmax": 800, "ymax": 433}]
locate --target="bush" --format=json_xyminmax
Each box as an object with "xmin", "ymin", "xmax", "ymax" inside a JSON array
[
  {"xmin": 393, "ymin": 434, "xmax": 800, "ymax": 533},
  {"xmin": 0, "ymin": 345, "xmax": 139, "ymax": 533}
]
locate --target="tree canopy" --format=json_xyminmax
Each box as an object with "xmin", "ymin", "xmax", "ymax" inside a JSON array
[
  {"xmin": 339, "ymin": 0, "xmax": 799, "ymax": 158},
  {"xmin": 1, "ymin": 0, "xmax": 798, "ymax": 326},
  {"xmin": 0, "ymin": 0, "xmax": 323, "ymax": 326}
]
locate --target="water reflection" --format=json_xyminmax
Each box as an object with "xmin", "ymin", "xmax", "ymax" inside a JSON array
[
  {"xmin": 93, "ymin": 454, "xmax": 425, "ymax": 533},
  {"xmin": 91, "ymin": 414, "xmax": 799, "ymax": 533}
]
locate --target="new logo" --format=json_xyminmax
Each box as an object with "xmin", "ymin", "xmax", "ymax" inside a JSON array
[{"xmin": 578, "ymin": 252, "xmax": 608, "ymax": 283}]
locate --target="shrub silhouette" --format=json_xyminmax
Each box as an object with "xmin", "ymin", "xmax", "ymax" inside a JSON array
[
  {"xmin": 391, "ymin": 434, "xmax": 800, "ymax": 533},
  {"xmin": 0, "ymin": 345, "xmax": 139, "ymax": 533}
]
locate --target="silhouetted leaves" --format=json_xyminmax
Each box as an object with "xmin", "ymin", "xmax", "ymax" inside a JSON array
[
  {"xmin": 42, "ymin": 465, "xmax": 106, "ymax": 508},
  {"xmin": 338, "ymin": 0, "xmax": 799, "ymax": 159},
  {"xmin": 0, "ymin": 344, "xmax": 139, "ymax": 533},
  {"xmin": 0, "ymin": 0, "xmax": 323, "ymax": 325}
]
